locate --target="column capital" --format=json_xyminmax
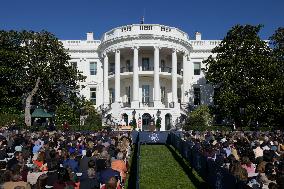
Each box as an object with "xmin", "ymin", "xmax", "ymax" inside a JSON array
[
  {"xmin": 172, "ymin": 48, "xmax": 177, "ymax": 53},
  {"xmin": 153, "ymin": 46, "xmax": 161, "ymax": 50},
  {"xmin": 181, "ymin": 50, "xmax": 188, "ymax": 55},
  {"xmin": 131, "ymin": 46, "xmax": 139, "ymax": 50},
  {"xmin": 103, "ymin": 52, "xmax": 108, "ymax": 58},
  {"xmin": 115, "ymin": 49, "xmax": 120, "ymax": 54}
]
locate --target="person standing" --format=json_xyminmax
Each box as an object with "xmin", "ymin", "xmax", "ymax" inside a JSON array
[{"xmin": 63, "ymin": 121, "xmax": 70, "ymax": 131}]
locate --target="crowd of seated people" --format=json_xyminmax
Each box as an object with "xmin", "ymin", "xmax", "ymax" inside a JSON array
[
  {"xmin": 182, "ymin": 130, "xmax": 284, "ymax": 189},
  {"xmin": 0, "ymin": 128, "xmax": 132, "ymax": 189}
]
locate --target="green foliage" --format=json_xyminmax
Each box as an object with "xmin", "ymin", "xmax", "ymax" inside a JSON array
[
  {"xmin": 0, "ymin": 30, "xmax": 85, "ymax": 117},
  {"xmin": 268, "ymin": 27, "xmax": 284, "ymax": 127},
  {"xmin": 203, "ymin": 25, "xmax": 284, "ymax": 127},
  {"xmin": 183, "ymin": 105, "xmax": 213, "ymax": 131},
  {"xmin": 0, "ymin": 113, "xmax": 24, "ymax": 127},
  {"xmin": 130, "ymin": 117, "xmax": 137, "ymax": 129},
  {"xmin": 155, "ymin": 118, "xmax": 161, "ymax": 128},
  {"xmin": 55, "ymin": 102, "xmax": 77, "ymax": 126},
  {"xmin": 83, "ymin": 109, "xmax": 102, "ymax": 131}
]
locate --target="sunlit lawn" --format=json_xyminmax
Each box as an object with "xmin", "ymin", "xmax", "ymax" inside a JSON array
[{"xmin": 140, "ymin": 145, "xmax": 206, "ymax": 189}]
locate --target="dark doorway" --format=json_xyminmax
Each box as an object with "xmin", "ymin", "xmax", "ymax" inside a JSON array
[
  {"xmin": 142, "ymin": 113, "xmax": 152, "ymax": 131},
  {"xmin": 122, "ymin": 113, "xmax": 128, "ymax": 125},
  {"xmin": 165, "ymin": 113, "xmax": 172, "ymax": 130}
]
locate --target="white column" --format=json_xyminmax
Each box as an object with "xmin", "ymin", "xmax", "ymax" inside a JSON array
[
  {"xmin": 181, "ymin": 53, "xmax": 187, "ymax": 103},
  {"xmin": 132, "ymin": 46, "xmax": 139, "ymax": 108},
  {"xmin": 103, "ymin": 53, "xmax": 109, "ymax": 105},
  {"xmin": 154, "ymin": 46, "xmax": 160, "ymax": 105},
  {"xmin": 115, "ymin": 50, "xmax": 120, "ymax": 103},
  {"xmin": 172, "ymin": 49, "xmax": 178, "ymax": 104}
]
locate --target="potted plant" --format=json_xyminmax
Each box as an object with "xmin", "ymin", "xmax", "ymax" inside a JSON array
[{"xmin": 156, "ymin": 117, "xmax": 161, "ymax": 131}]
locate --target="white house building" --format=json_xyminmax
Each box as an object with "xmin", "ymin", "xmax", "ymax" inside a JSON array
[{"xmin": 61, "ymin": 24, "xmax": 221, "ymax": 131}]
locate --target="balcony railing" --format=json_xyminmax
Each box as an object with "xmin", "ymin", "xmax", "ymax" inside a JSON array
[
  {"xmin": 139, "ymin": 101, "xmax": 154, "ymax": 107},
  {"xmin": 108, "ymin": 67, "xmax": 182, "ymax": 76},
  {"xmin": 161, "ymin": 66, "xmax": 172, "ymax": 73},
  {"xmin": 141, "ymin": 67, "xmax": 154, "ymax": 71},
  {"xmin": 161, "ymin": 67, "xmax": 182, "ymax": 75},
  {"xmin": 122, "ymin": 102, "xmax": 131, "ymax": 107},
  {"xmin": 108, "ymin": 70, "xmax": 115, "ymax": 75},
  {"xmin": 177, "ymin": 69, "xmax": 183, "ymax": 76},
  {"xmin": 121, "ymin": 67, "xmax": 133, "ymax": 73}
]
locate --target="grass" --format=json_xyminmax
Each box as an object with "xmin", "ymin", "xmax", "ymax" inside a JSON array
[{"xmin": 140, "ymin": 145, "xmax": 207, "ymax": 189}]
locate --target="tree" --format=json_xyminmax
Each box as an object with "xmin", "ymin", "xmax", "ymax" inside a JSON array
[
  {"xmin": 55, "ymin": 102, "xmax": 77, "ymax": 126},
  {"xmin": 0, "ymin": 31, "xmax": 25, "ymax": 114},
  {"xmin": 130, "ymin": 117, "xmax": 137, "ymax": 129},
  {"xmin": 203, "ymin": 25, "xmax": 283, "ymax": 127},
  {"xmin": 155, "ymin": 117, "xmax": 161, "ymax": 130},
  {"xmin": 84, "ymin": 109, "xmax": 102, "ymax": 131},
  {"xmin": 269, "ymin": 27, "xmax": 284, "ymax": 126},
  {"xmin": 183, "ymin": 105, "xmax": 213, "ymax": 131},
  {"xmin": 0, "ymin": 30, "xmax": 85, "ymax": 126}
]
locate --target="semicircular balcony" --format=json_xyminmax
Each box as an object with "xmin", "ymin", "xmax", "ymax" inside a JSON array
[{"xmin": 101, "ymin": 24, "xmax": 190, "ymax": 43}]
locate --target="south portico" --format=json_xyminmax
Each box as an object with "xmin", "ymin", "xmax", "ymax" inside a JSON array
[{"xmin": 101, "ymin": 46, "xmax": 189, "ymax": 108}]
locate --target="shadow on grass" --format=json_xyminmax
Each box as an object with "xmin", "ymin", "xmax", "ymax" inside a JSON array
[
  {"xmin": 126, "ymin": 142, "xmax": 138, "ymax": 189},
  {"xmin": 166, "ymin": 145, "xmax": 210, "ymax": 189}
]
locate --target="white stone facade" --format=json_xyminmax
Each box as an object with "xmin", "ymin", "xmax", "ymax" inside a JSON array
[{"xmin": 61, "ymin": 24, "xmax": 221, "ymax": 131}]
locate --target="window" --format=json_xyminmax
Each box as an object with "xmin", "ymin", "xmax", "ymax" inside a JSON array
[
  {"xmin": 142, "ymin": 85, "xmax": 150, "ymax": 103},
  {"xmin": 126, "ymin": 60, "xmax": 131, "ymax": 72},
  {"xmin": 125, "ymin": 86, "xmax": 131, "ymax": 104},
  {"xmin": 161, "ymin": 60, "xmax": 165, "ymax": 72},
  {"xmin": 90, "ymin": 62, "xmax": 97, "ymax": 75},
  {"xmin": 71, "ymin": 62, "xmax": 77, "ymax": 69},
  {"xmin": 161, "ymin": 86, "xmax": 166, "ymax": 104},
  {"xmin": 90, "ymin": 88, "xmax": 96, "ymax": 105},
  {"xmin": 177, "ymin": 62, "xmax": 181, "ymax": 75},
  {"xmin": 142, "ymin": 58, "xmax": 150, "ymax": 71},
  {"xmin": 194, "ymin": 87, "xmax": 201, "ymax": 105},
  {"xmin": 109, "ymin": 88, "xmax": 115, "ymax": 103},
  {"xmin": 194, "ymin": 62, "xmax": 201, "ymax": 75},
  {"xmin": 178, "ymin": 88, "xmax": 181, "ymax": 103},
  {"xmin": 109, "ymin": 63, "xmax": 115, "ymax": 74}
]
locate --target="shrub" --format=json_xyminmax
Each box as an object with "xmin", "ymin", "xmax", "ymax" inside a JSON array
[
  {"xmin": 83, "ymin": 110, "xmax": 102, "ymax": 131},
  {"xmin": 183, "ymin": 105, "xmax": 213, "ymax": 131},
  {"xmin": 0, "ymin": 113, "xmax": 24, "ymax": 128}
]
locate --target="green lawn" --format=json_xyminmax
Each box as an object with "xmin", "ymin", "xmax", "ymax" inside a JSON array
[{"xmin": 140, "ymin": 145, "xmax": 207, "ymax": 189}]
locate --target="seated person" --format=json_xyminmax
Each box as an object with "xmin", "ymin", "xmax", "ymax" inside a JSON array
[
  {"xmin": 3, "ymin": 168, "xmax": 31, "ymax": 189},
  {"xmin": 79, "ymin": 168, "xmax": 99, "ymax": 189},
  {"xmin": 101, "ymin": 176, "xmax": 121, "ymax": 189},
  {"xmin": 99, "ymin": 161, "xmax": 120, "ymax": 185},
  {"xmin": 241, "ymin": 156, "xmax": 255, "ymax": 174},
  {"xmin": 111, "ymin": 152, "xmax": 127, "ymax": 181},
  {"xmin": 63, "ymin": 153, "xmax": 79, "ymax": 173},
  {"xmin": 53, "ymin": 167, "xmax": 76, "ymax": 189}
]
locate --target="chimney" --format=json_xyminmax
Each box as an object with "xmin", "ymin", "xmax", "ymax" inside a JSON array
[
  {"xmin": 86, "ymin": 32, "xmax": 94, "ymax": 41},
  {"xmin": 195, "ymin": 31, "xmax": 201, "ymax": 40}
]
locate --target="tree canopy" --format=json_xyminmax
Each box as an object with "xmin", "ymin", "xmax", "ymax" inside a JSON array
[
  {"xmin": 203, "ymin": 25, "xmax": 284, "ymax": 127},
  {"xmin": 0, "ymin": 30, "xmax": 86, "ymax": 126}
]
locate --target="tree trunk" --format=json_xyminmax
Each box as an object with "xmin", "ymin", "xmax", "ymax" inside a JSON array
[{"xmin": 25, "ymin": 77, "xmax": 40, "ymax": 127}]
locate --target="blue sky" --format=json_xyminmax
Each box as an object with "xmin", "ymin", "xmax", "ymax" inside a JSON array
[{"xmin": 0, "ymin": 0, "xmax": 283, "ymax": 40}]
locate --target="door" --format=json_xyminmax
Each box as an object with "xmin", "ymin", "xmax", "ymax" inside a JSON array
[
  {"xmin": 142, "ymin": 85, "xmax": 150, "ymax": 105},
  {"xmin": 142, "ymin": 58, "xmax": 150, "ymax": 71},
  {"xmin": 142, "ymin": 113, "xmax": 152, "ymax": 131},
  {"xmin": 165, "ymin": 113, "xmax": 172, "ymax": 130}
]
